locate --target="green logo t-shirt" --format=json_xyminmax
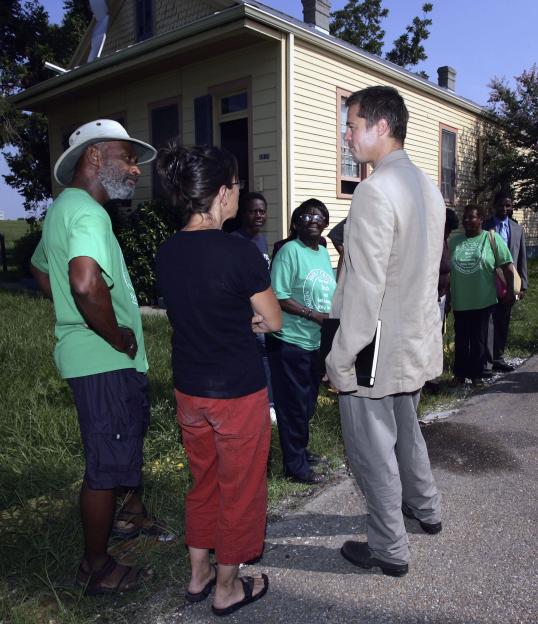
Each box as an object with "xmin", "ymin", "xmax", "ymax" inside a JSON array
[
  {"xmin": 271, "ymin": 239, "xmax": 336, "ymax": 350},
  {"xmin": 449, "ymin": 230, "xmax": 512, "ymax": 312},
  {"xmin": 31, "ymin": 188, "xmax": 148, "ymax": 378}
]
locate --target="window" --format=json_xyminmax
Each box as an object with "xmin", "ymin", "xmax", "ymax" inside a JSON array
[
  {"xmin": 477, "ymin": 135, "xmax": 485, "ymax": 185},
  {"xmin": 337, "ymin": 89, "xmax": 367, "ymax": 198},
  {"xmin": 220, "ymin": 93, "xmax": 248, "ymax": 115},
  {"xmin": 440, "ymin": 125, "xmax": 457, "ymax": 204},
  {"xmin": 149, "ymin": 101, "xmax": 180, "ymax": 199},
  {"xmin": 136, "ymin": 0, "xmax": 153, "ymax": 42}
]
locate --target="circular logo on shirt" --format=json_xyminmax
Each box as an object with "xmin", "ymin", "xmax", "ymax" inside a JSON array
[
  {"xmin": 452, "ymin": 236, "xmax": 486, "ymax": 275},
  {"xmin": 303, "ymin": 269, "xmax": 336, "ymax": 312}
]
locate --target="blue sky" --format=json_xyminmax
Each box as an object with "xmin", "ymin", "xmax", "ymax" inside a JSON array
[{"xmin": 2, "ymin": 0, "xmax": 537, "ymax": 219}]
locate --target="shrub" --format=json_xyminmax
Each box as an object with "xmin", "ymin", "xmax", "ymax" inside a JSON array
[
  {"xmin": 10, "ymin": 228, "xmax": 42, "ymax": 276},
  {"xmin": 114, "ymin": 200, "xmax": 182, "ymax": 305}
]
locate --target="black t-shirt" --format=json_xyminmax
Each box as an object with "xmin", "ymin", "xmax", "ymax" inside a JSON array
[{"xmin": 156, "ymin": 229, "xmax": 271, "ymax": 398}]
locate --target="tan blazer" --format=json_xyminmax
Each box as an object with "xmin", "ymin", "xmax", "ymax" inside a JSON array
[{"xmin": 326, "ymin": 149, "xmax": 445, "ymax": 398}]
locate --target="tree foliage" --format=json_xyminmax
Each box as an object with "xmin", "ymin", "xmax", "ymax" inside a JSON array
[
  {"xmin": 385, "ymin": 3, "xmax": 432, "ymax": 72},
  {"xmin": 0, "ymin": 1, "xmax": 52, "ymax": 95},
  {"xmin": 480, "ymin": 65, "xmax": 538, "ymax": 210},
  {"xmin": 0, "ymin": 0, "xmax": 92, "ymax": 215},
  {"xmin": 330, "ymin": 0, "xmax": 388, "ymax": 56},
  {"xmin": 113, "ymin": 200, "xmax": 183, "ymax": 305},
  {"xmin": 329, "ymin": 0, "xmax": 433, "ymax": 75}
]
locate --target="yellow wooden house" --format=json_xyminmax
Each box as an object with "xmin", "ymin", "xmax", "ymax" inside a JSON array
[{"xmin": 14, "ymin": 0, "xmax": 534, "ymax": 255}]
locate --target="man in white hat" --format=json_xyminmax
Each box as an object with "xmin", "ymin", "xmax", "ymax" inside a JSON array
[{"xmin": 30, "ymin": 120, "xmax": 161, "ymax": 594}]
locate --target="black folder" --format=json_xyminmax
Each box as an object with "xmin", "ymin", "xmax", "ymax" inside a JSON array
[{"xmin": 319, "ymin": 318, "xmax": 382, "ymax": 388}]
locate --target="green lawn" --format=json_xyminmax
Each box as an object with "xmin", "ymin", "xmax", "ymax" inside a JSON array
[
  {"xmin": 0, "ymin": 220, "xmax": 30, "ymax": 248},
  {"xmin": 1, "ymin": 260, "xmax": 537, "ymax": 623},
  {"xmin": 0, "ymin": 293, "xmax": 343, "ymax": 623},
  {"xmin": 414, "ymin": 260, "xmax": 538, "ymax": 415},
  {"xmin": 0, "ymin": 219, "xmax": 34, "ymax": 282}
]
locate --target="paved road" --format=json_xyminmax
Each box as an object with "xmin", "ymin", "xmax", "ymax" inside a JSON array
[{"xmin": 146, "ymin": 356, "xmax": 538, "ymax": 623}]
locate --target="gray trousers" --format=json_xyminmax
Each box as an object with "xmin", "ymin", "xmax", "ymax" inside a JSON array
[{"xmin": 339, "ymin": 391, "xmax": 441, "ymax": 564}]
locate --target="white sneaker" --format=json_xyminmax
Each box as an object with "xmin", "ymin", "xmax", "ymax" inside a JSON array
[{"xmin": 269, "ymin": 407, "xmax": 277, "ymax": 424}]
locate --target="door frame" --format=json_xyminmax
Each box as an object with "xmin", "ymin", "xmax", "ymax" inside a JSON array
[{"xmin": 209, "ymin": 77, "xmax": 253, "ymax": 191}]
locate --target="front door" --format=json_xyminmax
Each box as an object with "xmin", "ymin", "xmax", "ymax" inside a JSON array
[{"xmin": 220, "ymin": 117, "xmax": 249, "ymax": 192}]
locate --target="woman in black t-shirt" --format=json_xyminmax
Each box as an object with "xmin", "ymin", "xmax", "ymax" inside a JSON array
[{"xmin": 155, "ymin": 142, "xmax": 281, "ymax": 617}]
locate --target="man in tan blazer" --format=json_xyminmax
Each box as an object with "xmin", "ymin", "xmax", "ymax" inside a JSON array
[{"xmin": 326, "ymin": 86, "xmax": 445, "ymax": 577}]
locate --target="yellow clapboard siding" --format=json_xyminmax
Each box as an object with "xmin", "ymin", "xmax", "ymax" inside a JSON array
[
  {"xmin": 47, "ymin": 22, "xmax": 521, "ymax": 257},
  {"xmin": 48, "ymin": 40, "xmax": 281, "ymax": 212},
  {"xmin": 293, "ymin": 39, "xmax": 486, "ymax": 206}
]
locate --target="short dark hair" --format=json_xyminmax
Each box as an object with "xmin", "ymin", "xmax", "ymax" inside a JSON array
[
  {"xmin": 464, "ymin": 203, "xmax": 486, "ymax": 220},
  {"xmin": 445, "ymin": 208, "xmax": 459, "ymax": 231},
  {"xmin": 493, "ymin": 190, "xmax": 512, "ymax": 206},
  {"xmin": 346, "ymin": 86, "xmax": 409, "ymax": 144},
  {"xmin": 292, "ymin": 198, "xmax": 330, "ymax": 227},
  {"xmin": 238, "ymin": 191, "xmax": 267, "ymax": 221},
  {"xmin": 157, "ymin": 140, "xmax": 237, "ymax": 220}
]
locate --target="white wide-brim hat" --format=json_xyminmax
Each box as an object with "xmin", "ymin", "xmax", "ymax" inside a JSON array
[{"xmin": 54, "ymin": 119, "xmax": 157, "ymax": 186}]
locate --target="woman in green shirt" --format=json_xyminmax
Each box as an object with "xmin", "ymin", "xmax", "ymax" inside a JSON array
[
  {"xmin": 449, "ymin": 204, "xmax": 516, "ymax": 386},
  {"xmin": 267, "ymin": 199, "xmax": 336, "ymax": 484}
]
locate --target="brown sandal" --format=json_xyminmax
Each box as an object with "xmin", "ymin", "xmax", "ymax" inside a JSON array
[{"xmin": 76, "ymin": 555, "xmax": 152, "ymax": 595}]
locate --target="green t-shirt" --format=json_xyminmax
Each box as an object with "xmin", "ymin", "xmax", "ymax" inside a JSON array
[
  {"xmin": 31, "ymin": 188, "xmax": 148, "ymax": 378},
  {"xmin": 271, "ymin": 239, "xmax": 336, "ymax": 350},
  {"xmin": 449, "ymin": 230, "xmax": 512, "ymax": 312}
]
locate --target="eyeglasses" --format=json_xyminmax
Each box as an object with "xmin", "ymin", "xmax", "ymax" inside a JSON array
[
  {"xmin": 298, "ymin": 214, "xmax": 326, "ymax": 225},
  {"xmin": 232, "ymin": 180, "xmax": 246, "ymax": 190}
]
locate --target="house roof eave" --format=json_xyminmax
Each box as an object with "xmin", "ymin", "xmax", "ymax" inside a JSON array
[
  {"xmin": 241, "ymin": 2, "xmax": 489, "ymax": 118},
  {"xmin": 11, "ymin": 0, "xmax": 490, "ymax": 119},
  {"xmin": 10, "ymin": 4, "xmax": 251, "ymax": 111}
]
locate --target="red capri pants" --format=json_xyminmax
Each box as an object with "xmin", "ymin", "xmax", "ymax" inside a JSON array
[{"xmin": 174, "ymin": 386, "xmax": 271, "ymax": 565}]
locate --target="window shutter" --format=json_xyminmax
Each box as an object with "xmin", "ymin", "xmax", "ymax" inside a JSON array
[
  {"xmin": 194, "ymin": 95, "xmax": 213, "ymax": 146},
  {"xmin": 151, "ymin": 103, "xmax": 180, "ymax": 199}
]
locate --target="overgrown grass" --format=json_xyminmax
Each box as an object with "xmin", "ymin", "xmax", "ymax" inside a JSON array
[
  {"xmin": 1, "ymin": 260, "xmax": 537, "ymax": 622},
  {"xmin": 0, "ymin": 293, "xmax": 342, "ymax": 623},
  {"xmin": 0, "ymin": 221, "xmax": 30, "ymax": 248},
  {"xmin": 0, "ymin": 220, "xmax": 33, "ymax": 282},
  {"xmin": 417, "ymin": 259, "xmax": 538, "ymax": 415}
]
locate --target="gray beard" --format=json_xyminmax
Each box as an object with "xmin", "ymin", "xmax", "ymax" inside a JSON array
[{"xmin": 98, "ymin": 163, "xmax": 135, "ymax": 200}]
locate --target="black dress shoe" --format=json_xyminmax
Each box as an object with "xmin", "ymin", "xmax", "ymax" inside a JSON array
[
  {"xmin": 471, "ymin": 378, "xmax": 486, "ymax": 389},
  {"xmin": 306, "ymin": 450, "xmax": 325, "ymax": 465},
  {"xmin": 288, "ymin": 470, "xmax": 325, "ymax": 485},
  {"xmin": 481, "ymin": 370, "xmax": 494, "ymax": 379},
  {"xmin": 492, "ymin": 360, "xmax": 515, "ymax": 372},
  {"xmin": 340, "ymin": 540, "xmax": 408, "ymax": 577},
  {"xmin": 402, "ymin": 503, "xmax": 442, "ymax": 534}
]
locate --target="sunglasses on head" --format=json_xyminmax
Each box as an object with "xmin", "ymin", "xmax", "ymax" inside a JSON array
[{"xmin": 298, "ymin": 214, "xmax": 326, "ymax": 225}]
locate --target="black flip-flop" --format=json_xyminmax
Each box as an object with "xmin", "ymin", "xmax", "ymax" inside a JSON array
[
  {"xmin": 211, "ymin": 574, "xmax": 269, "ymax": 617},
  {"xmin": 185, "ymin": 564, "xmax": 217, "ymax": 603}
]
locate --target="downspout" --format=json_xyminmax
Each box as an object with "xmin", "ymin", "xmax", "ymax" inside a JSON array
[{"xmin": 286, "ymin": 32, "xmax": 295, "ymax": 236}]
